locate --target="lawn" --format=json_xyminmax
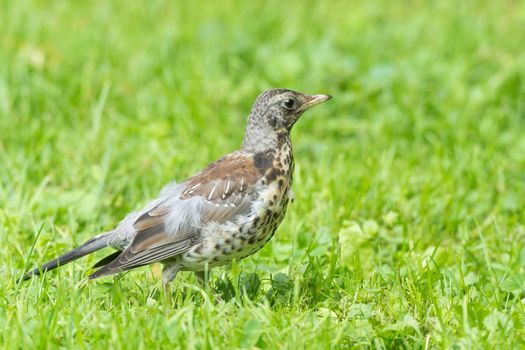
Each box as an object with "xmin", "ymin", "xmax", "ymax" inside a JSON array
[{"xmin": 1, "ymin": 0, "xmax": 525, "ymax": 348}]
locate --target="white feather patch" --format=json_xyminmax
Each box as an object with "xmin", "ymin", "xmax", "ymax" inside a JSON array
[{"xmin": 164, "ymin": 196, "xmax": 204, "ymax": 236}]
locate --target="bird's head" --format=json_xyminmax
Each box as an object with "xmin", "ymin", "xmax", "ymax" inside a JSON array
[
  {"xmin": 242, "ymin": 89, "xmax": 331, "ymax": 151},
  {"xmin": 251, "ymin": 89, "xmax": 331, "ymax": 131}
]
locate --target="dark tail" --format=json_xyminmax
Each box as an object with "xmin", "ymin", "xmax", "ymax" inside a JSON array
[{"xmin": 18, "ymin": 231, "xmax": 113, "ymax": 282}]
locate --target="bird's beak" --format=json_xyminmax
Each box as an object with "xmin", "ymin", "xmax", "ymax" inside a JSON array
[{"xmin": 302, "ymin": 94, "xmax": 332, "ymax": 111}]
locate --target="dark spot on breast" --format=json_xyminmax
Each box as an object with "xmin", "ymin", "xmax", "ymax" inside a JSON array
[
  {"xmin": 194, "ymin": 245, "xmax": 202, "ymax": 254},
  {"xmin": 277, "ymin": 132, "xmax": 288, "ymax": 145},
  {"xmin": 240, "ymin": 236, "xmax": 247, "ymax": 241},
  {"xmin": 214, "ymin": 243, "xmax": 221, "ymax": 250},
  {"xmin": 269, "ymin": 200, "xmax": 274, "ymax": 206},
  {"xmin": 254, "ymin": 152, "xmax": 273, "ymax": 174},
  {"xmin": 266, "ymin": 168, "xmax": 280, "ymax": 183},
  {"xmin": 273, "ymin": 194, "xmax": 277, "ymax": 200},
  {"xmin": 248, "ymin": 236, "xmax": 257, "ymax": 244},
  {"xmin": 225, "ymin": 238, "xmax": 232, "ymax": 244},
  {"xmin": 278, "ymin": 179, "xmax": 284, "ymax": 189},
  {"xmin": 223, "ymin": 249, "xmax": 231, "ymax": 255},
  {"xmin": 266, "ymin": 209, "xmax": 272, "ymax": 216},
  {"xmin": 253, "ymin": 217, "xmax": 260, "ymax": 226}
]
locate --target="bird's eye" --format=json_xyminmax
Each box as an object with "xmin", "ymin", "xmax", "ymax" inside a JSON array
[{"xmin": 283, "ymin": 98, "xmax": 295, "ymax": 109}]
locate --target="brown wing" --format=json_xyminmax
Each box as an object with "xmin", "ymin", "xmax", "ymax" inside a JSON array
[
  {"xmin": 180, "ymin": 151, "xmax": 266, "ymax": 222},
  {"xmin": 89, "ymin": 152, "xmax": 264, "ymax": 278}
]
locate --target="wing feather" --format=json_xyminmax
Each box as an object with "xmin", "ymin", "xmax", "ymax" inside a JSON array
[{"xmin": 90, "ymin": 152, "xmax": 264, "ymax": 278}]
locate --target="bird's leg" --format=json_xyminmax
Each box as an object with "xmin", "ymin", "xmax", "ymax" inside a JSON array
[
  {"xmin": 195, "ymin": 268, "xmax": 223, "ymax": 302},
  {"xmin": 194, "ymin": 271, "xmax": 206, "ymax": 287},
  {"xmin": 162, "ymin": 265, "xmax": 179, "ymax": 296},
  {"xmin": 195, "ymin": 264, "xmax": 211, "ymax": 288}
]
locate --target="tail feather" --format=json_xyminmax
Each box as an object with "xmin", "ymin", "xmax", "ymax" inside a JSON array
[
  {"xmin": 92, "ymin": 250, "xmax": 122, "ymax": 268},
  {"xmin": 19, "ymin": 232, "xmax": 113, "ymax": 282},
  {"xmin": 89, "ymin": 260, "xmax": 142, "ymax": 279}
]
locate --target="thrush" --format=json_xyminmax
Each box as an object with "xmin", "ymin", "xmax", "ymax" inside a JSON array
[{"xmin": 20, "ymin": 88, "xmax": 331, "ymax": 290}]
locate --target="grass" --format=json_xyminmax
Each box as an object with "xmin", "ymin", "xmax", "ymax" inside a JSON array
[{"xmin": 1, "ymin": 0, "xmax": 525, "ymax": 348}]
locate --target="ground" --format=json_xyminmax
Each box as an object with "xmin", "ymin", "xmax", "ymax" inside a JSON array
[{"xmin": 1, "ymin": 1, "xmax": 525, "ymax": 348}]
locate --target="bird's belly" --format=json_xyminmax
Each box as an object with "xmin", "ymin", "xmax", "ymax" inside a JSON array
[{"xmin": 179, "ymin": 185, "xmax": 291, "ymax": 271}]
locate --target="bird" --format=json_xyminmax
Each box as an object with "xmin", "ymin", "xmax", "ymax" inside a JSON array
[{"xmin": 19, "ymin": 88, "xmax": 332, "ymax": 291}]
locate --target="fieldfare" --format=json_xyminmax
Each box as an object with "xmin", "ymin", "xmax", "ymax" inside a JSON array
[{"xmin": 20, "ymin": 89, "xmax": 332, "ymax": 290}]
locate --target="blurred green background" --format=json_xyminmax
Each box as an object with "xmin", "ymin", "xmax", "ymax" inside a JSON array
[{"xmin": 1, "ymin": 0, "xmax": 525, "ymax": 348}]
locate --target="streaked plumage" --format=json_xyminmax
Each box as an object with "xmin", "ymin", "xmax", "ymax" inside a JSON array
[{"xmin": 19, "ymin": 88, "xmax": 331, "ymax": 289}]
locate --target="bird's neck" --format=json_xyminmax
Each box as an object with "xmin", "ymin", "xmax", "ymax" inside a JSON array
[{"xmin": 241, "ymin": 120, "xmax": 291, "ymax": 153}]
